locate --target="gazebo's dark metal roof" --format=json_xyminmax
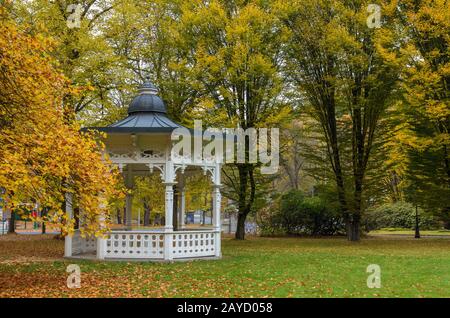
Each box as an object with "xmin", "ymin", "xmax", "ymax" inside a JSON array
[{"xmin": 86, "ymin": 79, "xmax": 184, "ymax": 133}]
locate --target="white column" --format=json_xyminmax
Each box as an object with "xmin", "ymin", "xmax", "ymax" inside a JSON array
[
  {"xmin": 163, "ymin": 183, "xmax": 175, "ymax": 260},
  {"xmin": 96, "ymin": 197, "xmax": 107, "ymax": 260},
  {"xmin": 213, "ymin": 185, "xmax": 222, "ymax": 258},
  {"xmin": 96, "ymin": 240, "xmax": 106, "ymax": 260},
  {"xmin": 64, "ymin": 193, "xmax": 73, "ymax": 258},
  {"xmin": 96, "ymin": 235, "xmax": 106, "ymax": 260},
  {"xmin": 212, "ymin": 163, "xmax": 222, "ymax": 257},
  {"xmin": 212, "ymin": 186, "xmax": 222, "ymax": 229},
  {"xmin": 164, "ymin": 184, "xmax": 174, "ymax": 232},
  {"xmin": 137, "ymin": 208, "xmax": 140, "ymax": 228},
  {"xmin": 163, "ymin": 160, "xmax": 175, "ymax": 260},
  {"xmin": 178, "ymin": 175, "xmax": 186, "ymax": 229},
  {"xmin": 180, "ymin": 189, "xmax": 186, "ymax": 229},
  {"xmin": 124, "ymin": 164, "xmax": 133, "ymax": 229}
]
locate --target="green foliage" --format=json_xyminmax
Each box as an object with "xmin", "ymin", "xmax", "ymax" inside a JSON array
[
  {"xmin": 382, "ymin": 0, "xmax": 450, "ymax": 214},
  {"xmin": 132, "ymin": 175, "xmax": 165, "ymax": 222},
  {"xmin": 171, "ymin": 0, "xmax": 293, "ymax": 238},
  {"xmin": 11, "ymin": 0, "xmax": 126, "ymax": 121},
  {"xmin": 277, "ymin": 0, "xmax": 402, "ymax": 240},
  {"xmin": 185, "ymin": 174, "xmax": 212, "ymax": 212},
  {"xmin": 363, "ymin": 202, "xmax": 440, "ymax": 232},
  {"xmin": 260, "ymin": 190, "xmax": 345, "ymax": 236},
  {"xmin": 7, "ymin": 0, "xmax": 449, "ymax": 240}
]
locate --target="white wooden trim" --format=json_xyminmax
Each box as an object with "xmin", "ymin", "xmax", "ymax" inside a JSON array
[
  {"xmin": 64, "ymin": 193, "xmax": 73, "ymax": 257},
  {"xmin": 125, "ymin": 193, "xmax": 133, "ymax": 228},
  {"xmin": 103, "ymin": 229, "xmax": 219, "ymax": 260}
]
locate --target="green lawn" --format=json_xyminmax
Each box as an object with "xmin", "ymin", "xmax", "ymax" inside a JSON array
[{"xmin": 1, "ymin": 235, "xmax": 450, "ymax": 297}]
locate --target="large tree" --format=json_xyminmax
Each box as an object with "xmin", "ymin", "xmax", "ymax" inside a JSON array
[
  {"xmin": 0, "ymin": 8, "xmax": 122, "ymax": 236},
  {"xmin": 279, "ymin": 0, "xmax": 400, "ymax": 240},
  {"xmin": 101, "ymin": 0, "xmax": 200, "ymax": 125},
  {"xmin": 176, "ymin": 0, "xmax": 290, "ymax": 239},
  {"xmin": 395, "ymin": 0, "xmax": 450, "ymax": 217},
  {"xmin": 11, "ymin": 0, "xmax": 124, "ymax": 122}
]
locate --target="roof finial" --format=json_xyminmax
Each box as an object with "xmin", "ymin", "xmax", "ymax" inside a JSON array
[{"xmin": 139, "ymin": 76, "xmax": 158, "ymax": 95}]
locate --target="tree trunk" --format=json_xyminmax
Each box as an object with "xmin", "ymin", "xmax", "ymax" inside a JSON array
[
  {"xmin": 442, "ymin": 207, "xmax": 450, "ymax": 229},
  {"xmin": 234, "ymin": 164, "xmax": 256, "ymax": 240},
  {"xmin": 415, "ymin": 205, "xmax": 421, "ymax": 239},
  {"xmin": 39, "ymin": 208, "xmax": 47, "ymax": 234},
  {"xmin": 8, "ymin": 211, "xmax": 15, "ymax": 234},
  {"xmin": 346, "ymin": 215, "xmax": 360, "ymax": 241},
  {"xmin": 117, "ymin": 207, "xmax": 121, "ymax": 224},
  {"xmin": 74, "ymin": 207, "xmax": 80, "ymax": 229},
  {"xmin": 143, "ymin": 202, "xmax": 150, "ymax": 226},
  {"xmin": 235, "ymin": 213, "xmax": 246, "ymax": 240},
  {"xmin": 349, "ymin": 177, "xmax": 363, "ymax": 242},
  {"xmin": 122, "ymin": 206, "xmax": 126, "ymax": 225},
  {"xmin": 328, "ymin": 108, "xmax": 349, "ymax": 237}
]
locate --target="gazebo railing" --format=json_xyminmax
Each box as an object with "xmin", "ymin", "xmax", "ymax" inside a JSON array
[
  {"xmin": 71, "ymin": 230, "xmax": 97, "ymax": 255},
  {"xmin": 105, "ymin": 231, "xmax": 165, "ymax": 259},
  {"xmin": 171, "ymin": 231, "xmax": 217, "ymax": 258},
  {"xmin": 102, "ymin": 229, "xmax": 220, "ymax": 260}
]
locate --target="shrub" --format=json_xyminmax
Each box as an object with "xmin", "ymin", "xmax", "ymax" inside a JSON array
[
  {"xmin": 259, "ymin": 190, "xmax": 345, "ymax": 236},
  {"xmin": 363, "ymin": 201, "xmax": 440, "ymax": 231}
]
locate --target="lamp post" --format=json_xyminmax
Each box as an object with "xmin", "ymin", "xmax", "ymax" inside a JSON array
[
  {"xmin": 0, "ymin": 187, "xmax": 4, "ymax": 235},
  {"xmin": 137, "ymin": 208, "xmax": 140, "ymax": 228},
  {"xmin": 415, "ymin": 204, "xmax": 420, "ymax": 239}
]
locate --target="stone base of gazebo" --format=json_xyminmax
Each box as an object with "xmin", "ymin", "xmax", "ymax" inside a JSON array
[{"xmin": 65, "ymin": 228, "xmax": 221, "ymax": 261}]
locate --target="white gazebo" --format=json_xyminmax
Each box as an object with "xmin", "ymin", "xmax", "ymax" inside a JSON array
[{"xmin": 64, "ymin": 79, "xmax": 222, "ymax": 261}]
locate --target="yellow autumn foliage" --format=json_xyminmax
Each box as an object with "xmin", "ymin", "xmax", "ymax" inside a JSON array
[{"xmin": 0, "ymin": 9, "xmax": 123, "ymax": 236}]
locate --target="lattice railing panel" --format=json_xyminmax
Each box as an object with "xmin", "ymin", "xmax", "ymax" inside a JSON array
[
  {"xmin": 105, "ymin": 232, "xmax": 164, "ymax": 259},
  {"xmin": 71, "ymin": 231, "xmax": 97, "ymax": 255},
  {"xmin": 102, "ymin": 230, "xmax": 217, "ymax": 260},
  {"xmin": 172, "ymin": 232, "xmax": 215, "ymax": 258}
]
